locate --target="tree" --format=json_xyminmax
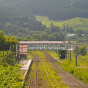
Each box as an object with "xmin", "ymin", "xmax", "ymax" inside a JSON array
[
  {"xmin": 53, "ymin": 32, "xmax": 64, "ymax": 41},
  {"xmin": 0, "ymin": 31, "xmax": 5, "ymax": 50},
  {"xmin": 32, "ymin": 34, "xmax": 42, "ymax": 40},
  {"xmin": 41, "ymin": 32, "xmax": 48, "ymax": 40},
  {"xmin": 74, "ymin": 46, "xmax": 87, "ymax": 56},
  {"xmin": 50, "ymin": 23, "xmax": 60, "ymax": 33},
  {"xmin": 48, "ymin": 34, "xmax": 55, "ymax": 41},
  {"xmin": 80, "ymin": 47, "xmax": 87, "ymax": 56},
  {"xmin": 76, "ymin": 30, "xmax": 84, "ymax": 37},
  {"xmin": 4, "ymin": 36, "xmax": 18, "ymax": 50},
  {"xmin": 69, "ymin": 27, "xmax": 74, "ymax": 33}
]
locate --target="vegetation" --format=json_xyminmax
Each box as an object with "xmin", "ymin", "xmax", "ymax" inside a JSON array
[
  {"xmin": 75, "ymin": 46, "xmax": 87, "ymax": 56},
  {"xmin": 0, "ymin": 16, "xmax": 66, "ymax": 41},
  {"xmin": 36, "ymin": 16, "xmax": 88, "ymax": 30},
  {"xmin": 48, "ymin": 50, "xmax": 88, "ymax": 84},
  {"xmin": 0, "ymin": 64, "xmax": 23, "ymax": 88},
  {"xmin": 0, "ymin": 16, "xmax": 46, "ymax": 37},
  {"xmin": 0, "ymin": 50, "xmax": 24, "ymax": 88},
  {"xmin": 0, "ymin": 15, "xmax": 88, "ymax": 42},
  {"xmin": 0, "ymin": 16, "xmax": 86, "ymax": 42},
  {"xmin": 0, "ymin": 0, "xmax": 88, "ymax": 87},
  {"xmin": 36, "ymin": 16, "xmax": 88, "ymax": 43},
  {"xmin": 0, "ymin": 31, "xmax": 24, "ymax": 88}
]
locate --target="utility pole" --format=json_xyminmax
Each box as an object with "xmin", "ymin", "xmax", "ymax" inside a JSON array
[
  {"xmin": 69, "ymin": 42, "xmax": 71, "ymax": 61},
  {"xmin": 76, "ymin": 45, "xmax": 78, "ymax": 66}
]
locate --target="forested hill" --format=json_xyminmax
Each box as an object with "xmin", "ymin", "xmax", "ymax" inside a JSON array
[
  {"xmin": 0, "ymin": 16, "xmax": 46, "ymax": 37},
  {"xmin": 0, "ymin": 0, "xmax": 88, "ymax": 20},
  {"xmin": 0, "ymin": 16, "xmax": 65, "ymax": 41},
  {"xmin": 0, "ymin": 16, "xmax": 88, "ymax": 42}
]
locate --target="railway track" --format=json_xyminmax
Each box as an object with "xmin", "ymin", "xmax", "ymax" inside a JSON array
[
  {"xmin": 42, "ymin": 61, "xmax": 54, "ymax": 88},
  {"xmin": 44, "ymin": 53, "xmax": 88, "ymax": 88},
  {"xmin": 44, "ymin": 59, "xmax": 61, "ymax": 88},
  {"xmin": 28, "ymin": 53, "xmax": 64, "ymax": 88},
  {"xmin": 28, "ymin": 55, "xmax": 55, "ymax": 88},
  {"xmin": 28, "ymin": 55, "xmax": 39, "ymax": 88}
]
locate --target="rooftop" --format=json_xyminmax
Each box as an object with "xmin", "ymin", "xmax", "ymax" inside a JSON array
[{"xmin": 19, "ymin": 41, "xmax": 68, "ymax": 44}]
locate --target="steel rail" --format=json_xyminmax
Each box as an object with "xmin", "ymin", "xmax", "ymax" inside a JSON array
[
  {"xmin": 28, "ymin": 55, "xmax": 39, "ymax": 88},
  {"xmin": 44, "ymin": 58, "xmax": 61, "ymax": 88},
  {"xmin": 43, "ymin": 61, "xmax": 54, "ymax": 88}
]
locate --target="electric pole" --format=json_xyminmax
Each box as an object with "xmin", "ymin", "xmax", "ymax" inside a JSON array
[
  {"xmin": 76, "ymin": 45, "xmax": 78, "ymax": 66},
  {"xmin": 69, "ymin": 42, "xmax": 71, "ymax": 61}
]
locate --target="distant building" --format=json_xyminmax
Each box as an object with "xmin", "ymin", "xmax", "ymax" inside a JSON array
[{"xmin": 67, "ymin": 34, "xmax": 75, "ymax": 37}]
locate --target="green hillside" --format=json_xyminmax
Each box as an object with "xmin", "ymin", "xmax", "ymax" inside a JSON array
[{"xmin": 36, "ymin": 16, "xmax": 88, "ymax": 30}]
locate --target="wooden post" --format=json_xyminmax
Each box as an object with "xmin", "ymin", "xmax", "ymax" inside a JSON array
[
  {"xmin": 22, "ymin": 44, "xmax": 23, "ymax": 59},
  {"xmin": 67, "ymin": 44, "xmax": 69, "ymax": 59},
  {"xmin": 59, "ymin": 44, "xmax": 61, "ymax": 59}
]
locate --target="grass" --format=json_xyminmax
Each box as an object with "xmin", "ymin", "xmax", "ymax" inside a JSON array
[
  {"xmin": 36, "ymin": 16, "xmax": 88, "ymax": 30},
  {"xmin": 48, "ymin": 51, "xmax": 88, "ymax": 84},
  {"xmin": 47, "ymin": 51, "xmax": 59, "ymax": 59},
  {"xmin": 27, "ymin": 50, "xmax": 35, "ymax": 59}
]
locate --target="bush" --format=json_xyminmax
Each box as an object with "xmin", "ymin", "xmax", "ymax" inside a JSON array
[
  {"xmin": 74, "ymin": 46, "xmax": 87, "ymax": 56},
  {"xmin": 5, "ymin": 53, "xmax": 16, "ymax": 65},
  {"xmin": 0, "ymin": 65, "xmax": 23, "ymax": 88},
  {"xmin": 80, "ymin": 47, "xmax": 87, "ymax": 55}
]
